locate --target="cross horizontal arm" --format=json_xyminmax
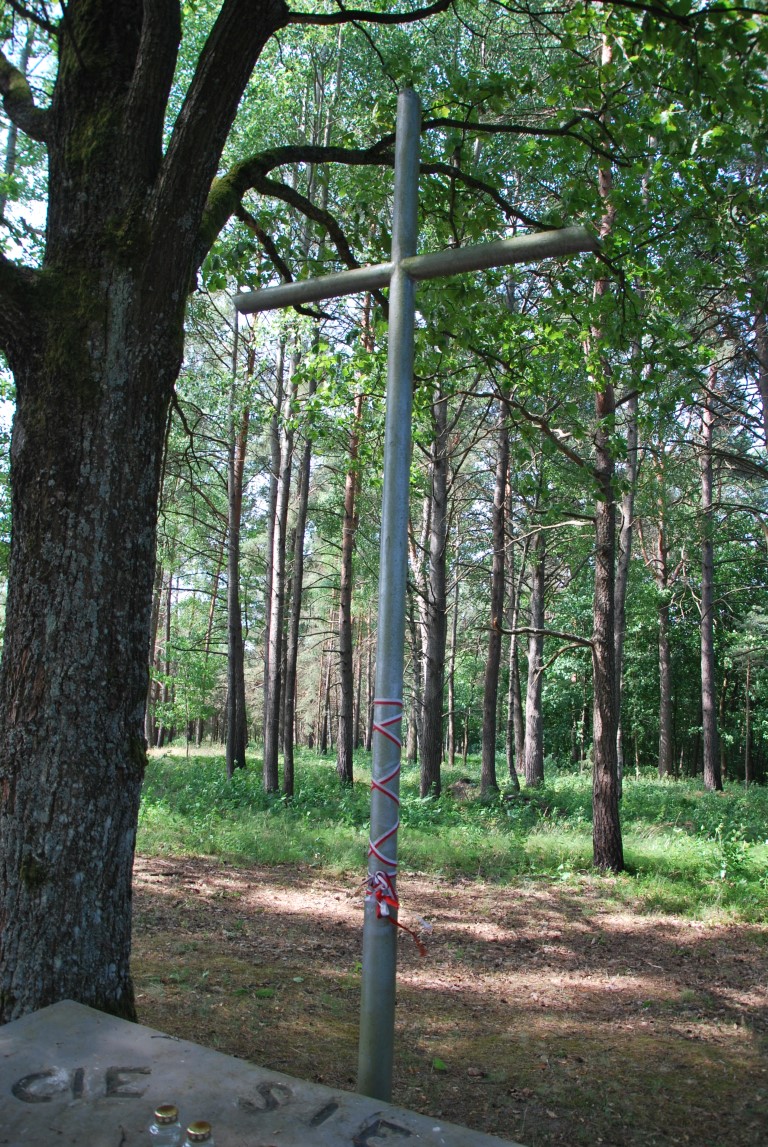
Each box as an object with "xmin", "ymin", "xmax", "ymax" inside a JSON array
[{"xmin": 233, "ymin": 225, "xmax": 597, "ymax": 314}]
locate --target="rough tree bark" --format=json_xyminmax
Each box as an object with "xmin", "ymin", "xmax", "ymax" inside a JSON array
[{"xmin": 0, "ymin": 0, "xmax": 289, "ymax": 1023}]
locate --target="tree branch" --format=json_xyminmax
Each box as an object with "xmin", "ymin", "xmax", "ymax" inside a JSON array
[
  {"xmin": 421, "ymin": 113, "xmax": 623, "ymax": 166},
  {"xmin": 235, "ymin": 204, "xmax": 333, "ymax": 319},
  {"xmin": 6, "ymin": 1, "xmax": 58, "ymax": 36},
  {"xmin": 124, "ymin": 0, "xmax": 183, "ymax": 183},
  {"xmin": 507, "ymin": 625, "xmax": 593, "ymax": 648},
  {"xmin": 0, "ymin": 47, "xmax": 49, "ymax": 142},
  {"xmin": 154, "ymin": 0, "xmax": 289, "ymax": 255},
  {"xmin": 287, "ymin": 0, "xmax": 453, "ymax": 26},
  {"xmin": 0, "ymin": 250, "xmax": 41, "ymax": 367}
]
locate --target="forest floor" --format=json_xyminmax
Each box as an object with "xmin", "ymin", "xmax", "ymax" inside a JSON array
[{"xmin": 132, "ymin": 855, "xmax": 768, "ymax": 1147}]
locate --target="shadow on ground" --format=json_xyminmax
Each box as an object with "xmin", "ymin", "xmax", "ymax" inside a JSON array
[{"xmin": 131, "ymin": 857, "xmax": 768, "ymax": 1147}]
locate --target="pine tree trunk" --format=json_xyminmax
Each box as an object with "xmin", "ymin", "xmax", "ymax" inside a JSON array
[
  {"xmin": 504, "ymin": 494, "xmax": 525, "ymax": 789},
  {"xmin": 614, "ymin": 391, "xmax": 638, "ymax": 786},
  {"xmin": 145, "ymin": 560, "xmax": 164, "ymax": 746},
  {"xmin": 263, "ymin": 354, "xmax": 296, "ymax": 791},
  {"xmin": 446, "ymin": 549, "xmax": 460, "ymax": 771},
  {"xmin": 592, "ymin": 385, "xmax": 623, "ymax": 871},
  {"xmin": 420, "ymin": 392, "xmax": 449, "ymax": 797},
  {"xmin": 262, "ymin": 344, "xmax": 284, "ymax": 744},
  {"xmin": 283, "ymin": 379, "xmax": 316, "ymax": 796},
  {"xmin": 336, "ymin": 393, "xmax": 363, "ymax": 786},
  {"xmin": 656, "ymin": 516, "xmax": 674, "ymax": 778},
  {"xmin": 481, "ymin": 411, "xmax": 508, "ymax": 797},
  {"xmin": 522, "ymin": 528, "xmax": 546, "ymax": 787},
  {"xmin": 589, "ymin": 31, "xmax": 623, "ymax": 872},
  {"xmin": 226, "ymin": 367, "xmax": 249, "ymax": 778},
  {"xmin": 700, "ymin": 386, "xmax": 722, "ymax": 791}
]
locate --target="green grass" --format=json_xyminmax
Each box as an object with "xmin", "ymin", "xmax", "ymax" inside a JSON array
[{"xmin": 138, "ymin": 747, "xmax": 768, "ymax": 922}]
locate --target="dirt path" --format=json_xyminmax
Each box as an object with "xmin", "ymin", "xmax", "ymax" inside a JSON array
[{"xmin": 132, "ymin": 857, "xmax": 768, "ymax": 1146}]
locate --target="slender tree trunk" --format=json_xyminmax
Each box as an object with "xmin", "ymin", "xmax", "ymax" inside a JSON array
[
  {"xmin": 198, "ymin": 537, "xmax": 225, "ymax": 746},
  {"xmin": 504, "ymin": 495, "xmax": 525, "ymax": 789},
  {"xmin": 283, "ymin": 377, "xmax": 316, "ymax": 796},
  {"xmin": 700, "ymin": 385, "xmax": 723, "ymax": 791},
  {"xmin": 656, "ymin": 517, "xmax": 674, "ymax": 779},
  {"xmin": 744, "ymin": 656, "xmax": 751, "ymax": 787},
  {"xmin": 156, "ymin": 569, "xmax": 175, "ymax": 749},
  {"xmin": 319, "ymin": 611, "xmax": 334, "ymax": 755},
  {"xmin": 589, "ymin": 32, "xmax": 623, "ymax": 872},
  {"xmin": 446, "ymin": 546, "xmax": 460, "ymax": 771},
  {"xmin": 262, "ymin": 344, "xmax": 284, "ymax": 743},
  {"xmin": 336, "ymin": 391, "xmax": 364, "ymax": 785},
  {"xmin": 354, "ymin": 618, "xmax": 363, "ymax": 750},
  {"xmin": 481, "ymin": 410, "xmax": 509, "ymax": 796},
  {"xmin": 365, "ymin": 611, "xmax": 374, "ymax": 752},
  {"xmin": 420, "ymin": 392, "xmax": 449, "ymax": 797},
  {"xmin": 592, "ymin": 384, "xmax": 623, "ymax": 870},
  {"xmin": 405, "ymin": 587, "xmax": 423, "ymax": 764},
  {"xmin": 263, "ymin": 352, "xmax": 297, "ymax": 791},
  {"xmin": 522, "ymin": 528, "xmax": 546, "ymax": 787},
  {"xmin": 225, "ymin": 333, "xmax": 250, "ymax": 778},
  {"xmin": 614, "ymin": 390, "xmax": 639, "ymax": 786},
  {"xmin": 145, "ymin": 560, "xmax": 164, "ymax": 746}
]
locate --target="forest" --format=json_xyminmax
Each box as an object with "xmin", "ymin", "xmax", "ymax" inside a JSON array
[
  {"xmin": 0, "ymin": 1, "xmax": 767, "ymax": 1124},
  {"xmin": 126, "ymin": 4, "xmax": 768, "ymax": 838}
]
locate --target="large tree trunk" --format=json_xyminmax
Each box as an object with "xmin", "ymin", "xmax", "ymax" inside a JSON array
[
  {"xmin": 420, "ymin": 391, "xmax": 449, "ymax": 797},
  {"xmin": 0, "ymin": 0, "xmax": 287, "ymax": 1022},
  {"xmin": 0, "ymin": 271, "xmax": 184, "ymax": 1022},
  {"xmin": 700, "ymin": 385, "xmax": 723, "ymax": 791},
  {"xmin": 480, "ymin": 410, "xmax": 509, "ymax": 797}
]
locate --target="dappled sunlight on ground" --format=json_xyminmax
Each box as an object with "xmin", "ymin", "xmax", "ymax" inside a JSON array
[{"xmin": 132, "ymin": 857, "xmax": 768, "ymax": 1146}]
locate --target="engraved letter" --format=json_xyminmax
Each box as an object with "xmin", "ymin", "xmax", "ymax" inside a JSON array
[
  {"xmin": 12, "ymin": 1068, "xmax": 74, "ymax": 1104},
  {"xmin": 105, "ymin": 1066, "xmax": 151, "ymax": 1098}
]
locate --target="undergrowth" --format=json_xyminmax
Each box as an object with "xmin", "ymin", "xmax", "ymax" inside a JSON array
[{"xmin": 138, "ymin": 746, "xmax": 768, "ymax": 922}]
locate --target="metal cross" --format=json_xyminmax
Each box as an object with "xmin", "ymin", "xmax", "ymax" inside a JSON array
[{"xmin": 235, "ymin": 88, "xmax": 597, "ymax": 1103}]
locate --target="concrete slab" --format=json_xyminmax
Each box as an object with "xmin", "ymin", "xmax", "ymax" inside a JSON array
[{"xmin": 0, "ymin": 1001, "xmax": 524, "ymax": 1146}]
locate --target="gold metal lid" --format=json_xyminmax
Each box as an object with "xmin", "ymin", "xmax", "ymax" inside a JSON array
[
  {"xmin": 186, "ymin": 1121, "xmax": 212, "ymax": 1142},
  {"xmin": 154, "ymin": 1104, "xmax": 179, "ymax": 1123}
]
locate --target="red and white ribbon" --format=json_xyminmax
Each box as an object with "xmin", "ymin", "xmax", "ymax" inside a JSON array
[{"xmin": 368, "ymin": 698, "xmax": 403, "ymax": 873}]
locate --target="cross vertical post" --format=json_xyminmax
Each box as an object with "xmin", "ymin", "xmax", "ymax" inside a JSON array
[
  {"xmin": 232, "ymin": 90, "xmax": 598, "ymax": 1105},
  {"xmin": 357, "ymin": 87, "xmax": 421, "ymax": 1102}
]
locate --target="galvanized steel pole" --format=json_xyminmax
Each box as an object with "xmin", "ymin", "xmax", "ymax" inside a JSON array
[{"xmin": 356, "ymin": 88, "xmax": 421, "ymax": 1102}]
